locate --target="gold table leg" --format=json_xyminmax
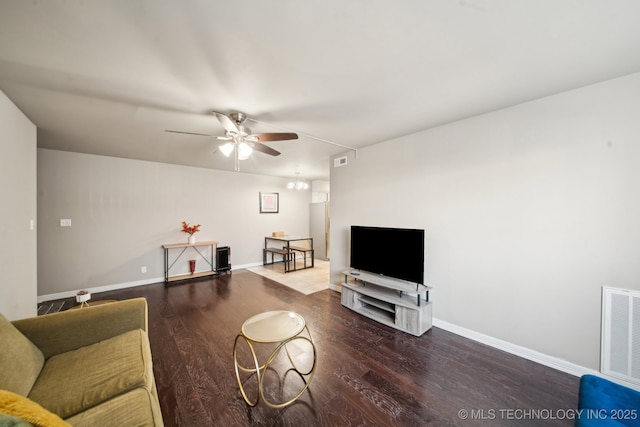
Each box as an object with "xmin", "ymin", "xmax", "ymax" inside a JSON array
[{"xmin": 233, "ymin": 325, "xmax": 316, "ymax": 408}]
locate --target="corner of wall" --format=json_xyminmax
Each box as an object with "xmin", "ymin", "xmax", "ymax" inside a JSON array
[{"xmin": 0, "ymin": 90, "xmax": 38, "ymax": 319}]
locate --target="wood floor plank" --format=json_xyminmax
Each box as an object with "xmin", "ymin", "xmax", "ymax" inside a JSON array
[{"xmin": 61, "ymin": 269, "xmax": 579, "ymax": 426}]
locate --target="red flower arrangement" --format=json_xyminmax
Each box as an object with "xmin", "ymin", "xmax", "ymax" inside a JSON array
[{"xmin": 181, "ymin": 221, "xmax": 201, "ymax": 235}]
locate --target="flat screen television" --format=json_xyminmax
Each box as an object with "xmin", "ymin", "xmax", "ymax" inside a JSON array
[{"xmin": 350, "ymin": 225, "xmax": 424, "ymax": 285}]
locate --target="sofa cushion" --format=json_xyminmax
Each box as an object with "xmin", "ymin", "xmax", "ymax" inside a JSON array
[
  {"xmin": 64, "ymin": 387, "xmax": 160, "ymax": 427},
  {"xmin": 0, "ymin": 389, "xmax": 70, "ymax": 427},
  {"xmin": 0, "ymin": 314, "xmax": 44, "ymax": 396},
  {"xmin": 27, "ymin": 329, "xmax": 153, "ymax": 419}
]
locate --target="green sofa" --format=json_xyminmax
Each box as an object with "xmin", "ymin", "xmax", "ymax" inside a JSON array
[{"xmin": 0, "ymin": 298, "xmax": 164, "ymax": 426}]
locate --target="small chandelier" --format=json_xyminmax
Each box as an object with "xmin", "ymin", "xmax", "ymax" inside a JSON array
[{"xmin": 287, "ymin": 173, "xmax": 309, "ymax": 190}]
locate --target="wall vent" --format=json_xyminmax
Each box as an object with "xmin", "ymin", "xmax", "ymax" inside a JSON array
[
  {"xmin": 333, "ymin": 156, "xmax": 348, "ymax": 167},
  {"xmin": 601, "ymin": 287, "xmax": 640, "ymax": 385}
]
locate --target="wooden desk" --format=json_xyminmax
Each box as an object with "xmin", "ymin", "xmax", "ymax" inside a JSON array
[{"xmin": 163, "ymin": 241, "xmax": 218, "ymax": 282}]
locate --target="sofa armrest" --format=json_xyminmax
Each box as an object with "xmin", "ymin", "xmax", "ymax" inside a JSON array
[{"xmin": 11, "ymin": 298, "xmax": 148, "ymax": 359}]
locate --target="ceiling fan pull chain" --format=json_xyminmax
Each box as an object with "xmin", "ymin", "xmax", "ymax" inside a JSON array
[{"xmin": 234, "ymin": 144, "xmax": 240, "ymax": 172}]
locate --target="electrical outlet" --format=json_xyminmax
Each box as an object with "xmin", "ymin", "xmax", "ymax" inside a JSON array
[
  {"xmin": 141, "ymin": 266, "xmax": 147, "ymax": 273},
  {"xmin": 60, "ymin": 219, "xmax": 72, "ymax": 227}
]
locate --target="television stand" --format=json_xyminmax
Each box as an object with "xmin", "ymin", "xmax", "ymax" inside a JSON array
[{"xmin": 341, "ymin": 271, "xmax": 432, "ymax": 336}]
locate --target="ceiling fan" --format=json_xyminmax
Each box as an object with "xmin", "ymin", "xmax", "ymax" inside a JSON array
[{"xmin": 166, "ymin": 111, "xmax": 298, "ymax": 171}]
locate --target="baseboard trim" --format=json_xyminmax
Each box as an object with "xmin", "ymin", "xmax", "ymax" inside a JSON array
[
  {"xmin": 37, "ymin": 262, "xmax": 267, "ymax": 303},
  {"xmin": 236, "ymin": 261, "xmax": 263, "ymax": 269},
  {"xmin": 432, "ymin": 318, "xmax": 597, "ymax": 378},
  {"xmin": 37, "ymin": 277, "xmax": 164, "ymax": 303}
]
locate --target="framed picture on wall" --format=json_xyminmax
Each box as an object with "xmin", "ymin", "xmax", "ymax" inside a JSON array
[{"xmin": 259, "ymin": 192, "xmax": 279, "ymax": 213}]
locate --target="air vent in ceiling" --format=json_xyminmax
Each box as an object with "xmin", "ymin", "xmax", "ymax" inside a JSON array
[{"xmin": 334, "ymin": 156, "xmax": 348, "ymax": 167}]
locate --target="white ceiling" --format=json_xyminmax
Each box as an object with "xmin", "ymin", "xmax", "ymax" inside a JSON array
[{"xmin": 1, "ymin": 1, "xmax": 639, "ymax": 181}]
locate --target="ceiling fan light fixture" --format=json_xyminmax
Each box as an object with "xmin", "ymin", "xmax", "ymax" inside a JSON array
[
  {"xmin": 219, "ymin": 142, "xmax": 234, "ymax": 157},
  {"xmin": 237, "ymin": 142, "xmax": 253, "ymax": 160},
  {"xmin": 170, "ymin": 111, "xmax": 301, "ymax": 171}
]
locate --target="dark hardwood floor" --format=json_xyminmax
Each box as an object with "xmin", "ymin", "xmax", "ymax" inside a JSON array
[{"xmin": 48, "ymin": 270, "xmax": 579, "ymax": 426}]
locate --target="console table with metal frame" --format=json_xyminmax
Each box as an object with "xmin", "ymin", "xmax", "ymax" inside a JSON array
[{"xmin": 163, "ymin": 240, "xmax": 218, "ymax": 282}]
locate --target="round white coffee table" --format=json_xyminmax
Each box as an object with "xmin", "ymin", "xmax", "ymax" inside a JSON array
[{"xmin": 233, "ymin": 310, "xmax": 316, "ymax": 408}]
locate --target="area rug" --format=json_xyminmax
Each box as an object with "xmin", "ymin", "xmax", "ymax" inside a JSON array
[{"xmin": 246, "ymin": 259, "xmax": 330, "ymax": 295}]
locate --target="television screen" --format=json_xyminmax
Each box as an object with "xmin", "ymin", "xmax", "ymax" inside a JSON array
[{"xmin": 350, "ymin": 225, "xmax": 424, "ymax": 285}]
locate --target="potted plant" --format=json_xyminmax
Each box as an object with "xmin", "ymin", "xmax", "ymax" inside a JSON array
[{"xmin": 181, "ymin": 221, "xmax": 201, "ymax": 244}]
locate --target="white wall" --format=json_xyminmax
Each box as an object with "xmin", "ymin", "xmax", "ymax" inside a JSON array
[
  {"xmin": 0, "ymin": 90, "xmax": 37, "ymax": 319},
  {"xmin": 330, "ymin": 72, "xmax": 640, "ymax": 371},
  {"xmin": 37, "ymin": 149, "xmax": 311, "ymax": 298},
  {"xmin": 311, "ymin": 180, "xmax": 330, "ymax": 203}
]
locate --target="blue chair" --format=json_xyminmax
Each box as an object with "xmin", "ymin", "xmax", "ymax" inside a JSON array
[{"xmin": 576, "ymin": 375, "xmax": 640, "ymax": 426}]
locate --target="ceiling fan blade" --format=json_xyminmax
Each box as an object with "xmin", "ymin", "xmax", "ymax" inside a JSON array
[
  {"xmin": 214, "ymin": 111, "xmax": 239, "ymax": 133},
  {"xmin": 165, "ymin": 130, "xmax": 214, "ymax": 137},
  {"xmin": 251, "ymin": 132, "xmax": 298, "ymax": 142},
  {"xmin": 251, "ymin": 143, "xmax": 281, "ymax": 156}
]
